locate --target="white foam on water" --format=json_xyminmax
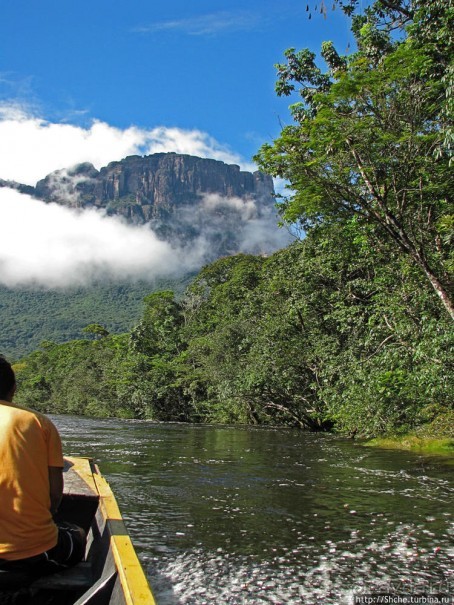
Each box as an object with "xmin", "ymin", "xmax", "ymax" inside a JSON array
[{"xmin": 146, "ymin": 520, "xmax": 453, "ymax": 605}]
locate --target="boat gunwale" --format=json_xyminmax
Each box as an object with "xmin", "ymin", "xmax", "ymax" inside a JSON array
[{"xmin": 65, "ymin": 456, "xmax": 157, "ymax": 605}]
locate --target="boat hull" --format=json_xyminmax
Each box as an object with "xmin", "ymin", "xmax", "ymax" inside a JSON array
[{"xmin": 0, "ymin": 457, "xmax": 156, "ymax": 605}]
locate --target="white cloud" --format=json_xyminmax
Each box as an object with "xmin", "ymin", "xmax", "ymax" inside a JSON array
[
  {"xmin": 0, "ymin": 188, "xmax": 290, "ymax": 288},
  {"xmin": 134, "ymin": 11, "xmax": 260, "ymax": 36},
  {"xmin": 196, "ymin": 193, "xmax": 292, "ymax": 255},
  {"xmin": 0, "ymin": 104, "xmax": 249, "ymax": 186},
  {"xmin": 143, "ymin": 126, "xmax": 248, "ymax": 168},
  {"xmin": 201, "ymin": 193, "xmax": 258, "ymax": 221},
  {"xmin": 0, "ymin": 189, "xmax": 204, "ymax": 288}
]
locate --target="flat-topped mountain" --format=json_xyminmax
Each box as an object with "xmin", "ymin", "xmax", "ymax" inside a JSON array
[
  {"xmin": 34, "ymin": 153, "xmax": 274, "ymax": 219},
  {"xmin": 2, "ymin": 153, "xmax": 277, "ymax": 258}
]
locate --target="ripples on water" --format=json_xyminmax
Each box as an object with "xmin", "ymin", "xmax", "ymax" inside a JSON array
[{"xmin": 53, "ymin": 416, "xmax": 453, "ymax": 605}]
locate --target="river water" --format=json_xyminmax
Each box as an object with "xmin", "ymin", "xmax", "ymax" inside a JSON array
[{"xmin": 52, "ymin": 415, "xmax": 453, "ymax": 605}]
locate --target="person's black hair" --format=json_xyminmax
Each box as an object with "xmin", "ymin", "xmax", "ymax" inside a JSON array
[{"xmin": 0, "ymin": 356, "xmax": 16, "ymax": 400}]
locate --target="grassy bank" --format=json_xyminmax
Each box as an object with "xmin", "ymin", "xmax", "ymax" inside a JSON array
[{"xmin": 363, "ymin": 435, "xmax": 454, "ymax": 456}]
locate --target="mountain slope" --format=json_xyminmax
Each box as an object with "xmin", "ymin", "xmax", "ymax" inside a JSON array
[{"xmin": 0, "ymin": 276, "xmax": 193, "ymax": 360}]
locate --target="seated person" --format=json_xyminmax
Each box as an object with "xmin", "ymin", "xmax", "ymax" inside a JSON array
[{"xmin": 0, "ymin": 357, "xmax": 86, "ymax": 576}]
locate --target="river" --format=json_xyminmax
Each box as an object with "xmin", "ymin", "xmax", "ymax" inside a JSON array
[{"xmin": 52, "ymin": 415, "xmax": 453, "ymax": 605}]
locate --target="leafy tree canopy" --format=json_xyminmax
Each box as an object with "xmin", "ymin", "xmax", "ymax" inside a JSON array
[{"xmin": 255, "ymin": 0, "xmax": 453, "ymax": 319}]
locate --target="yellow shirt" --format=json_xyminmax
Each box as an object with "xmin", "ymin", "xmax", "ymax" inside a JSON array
[{"xmin": 0, "ymin": 401, "xmax": 64, "ymax": 560}]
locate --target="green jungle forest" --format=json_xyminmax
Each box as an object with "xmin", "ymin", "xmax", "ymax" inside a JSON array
[
  {"xmin": 14, "ymin": 0, "xmax": 454, "ymax": 440},
  {"xmin": 0, "ymin": 276, "xmax": 193, "ymax": 360}
]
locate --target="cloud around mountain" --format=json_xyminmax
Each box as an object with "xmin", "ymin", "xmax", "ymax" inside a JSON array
[
  {"xmin": 0, "ymin": 105, "xmax": 290, "ymax": 288},
  {"xmin": 0, "ymin": 186, "xmax": 290, "ymax": 288},
  {"xmin": 0, "ymin": 104, "xmax": 249, "ymax": 185},
  {"xmin": 0, "ymin": 188, "xmax": 208, "ymax": 288}
]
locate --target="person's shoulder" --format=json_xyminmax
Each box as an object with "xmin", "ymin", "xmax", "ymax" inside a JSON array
[
  {"xmin": 28, "ymin": 407, "xmax": 57, "ymax": 431},
  {"xmin": 0, "ymin": 400, "xmax": 32, "ymax": 417},
  {"xmin": 6, "ymin": 402, "xmax": 55, "ymax": 429}
]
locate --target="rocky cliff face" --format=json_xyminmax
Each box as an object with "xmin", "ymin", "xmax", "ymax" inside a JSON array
[
  {"xmin": 2, "ymin": 153, "xmax": 280, "ymax": 259},
  {"xmin": 33, "ymin": 153, "xmax": 274, "ymax": 219}
]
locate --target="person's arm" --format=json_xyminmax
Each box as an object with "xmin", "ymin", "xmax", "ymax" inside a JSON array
[{"xmin": 48, "ymin": 466, "xmax": 63, "ymax": 515}]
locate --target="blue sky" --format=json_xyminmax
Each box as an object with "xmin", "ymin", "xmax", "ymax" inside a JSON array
[{"xmin": 0, "ymin": 0, "xmax": 354, "ymax": 177}]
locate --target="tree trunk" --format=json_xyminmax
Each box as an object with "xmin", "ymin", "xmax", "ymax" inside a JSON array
[
  {"xmin": 349, "ymin": 145, "xmax": 454, "ymax": 320},
  {"xmin": 417, "ymin": 256, "xmax": 454, "ymax": 321}
]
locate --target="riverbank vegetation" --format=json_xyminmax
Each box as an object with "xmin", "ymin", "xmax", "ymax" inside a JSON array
[
  {"xmin": 364, "ymin": 436, "xmax": 454, "ymax": 456},
  {"xmin": 13, "ymin": 0, "xmax": 453, "ymax": 438},
  {"xmin": 15, "ymin": 235, "xmax": 452, "ymax": 436}
]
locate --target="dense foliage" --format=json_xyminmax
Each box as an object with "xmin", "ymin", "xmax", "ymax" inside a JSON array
[
  {"xmin": 15, "ymin": 237, "xmax": 453, "ymax": 436},
  {"xmin": 11, "ymin": 0, "xmax": 453, "ymax": 437},
  {"xmin": 0, "ymin": 276, "xmax": 193, "ymax": 360},
  {"xmin": 256, "ymin": 0, "xmax": 453, "ymax": 319}
]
